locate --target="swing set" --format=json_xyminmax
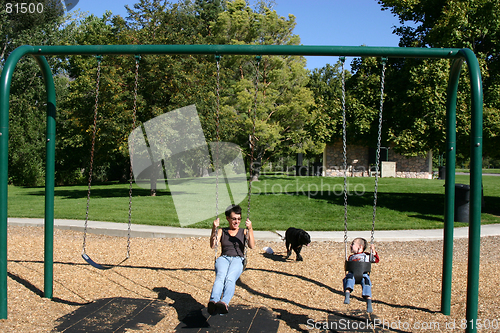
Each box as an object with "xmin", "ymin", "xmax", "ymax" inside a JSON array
[
  {"xmin": 0, "ymin": 44, "xmax": 484, "ymax": 333},
  {"xmin": 211, "ymin": 55, "xmax": 261, "ymax": 269},
  {"xmin": 81, "ymin": 55, "xmax": 140, "ymax": 270},
  {"xmin": 341, "ymin": 56, "xmax": 387, "ymax": 283}
]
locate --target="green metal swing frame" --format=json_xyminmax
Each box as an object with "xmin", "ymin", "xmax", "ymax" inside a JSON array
[{"xmin": 0, "ymin": 44, "xmax": 483, "ymax": 333}]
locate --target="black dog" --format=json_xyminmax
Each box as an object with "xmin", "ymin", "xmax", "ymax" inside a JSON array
[{"xmin": 285, "ymin": 227, "xmax": 311, "ymax": 261}]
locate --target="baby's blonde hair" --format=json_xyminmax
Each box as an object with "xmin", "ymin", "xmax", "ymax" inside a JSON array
[{"xmin": 351, "ymin": 237, "xmax": 368, "ymax": 251}]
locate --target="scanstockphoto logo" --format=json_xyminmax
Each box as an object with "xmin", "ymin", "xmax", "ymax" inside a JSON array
[
  {"xmin": 128, "ymin": 105, "xmax": 368, "ymax": 227},
  {"xmin": 251, "ymin": 178, "xmax": 366, "ymax": 198},
  {"xmin": 129, "ymin": 105, "xmax": 248, "ymax": 227},
  {"xmin": 60, "ymin": 0, "xmax": 79, "ymax": 12},
  {"xmin": 54, "ymin": 0, "xmax": 79, "ymax": 13}
]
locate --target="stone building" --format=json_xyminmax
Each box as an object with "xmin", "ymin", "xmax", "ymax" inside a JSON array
[{"xmin": 322, "ymin": 141, "xmax": 433, "ymax": 179}]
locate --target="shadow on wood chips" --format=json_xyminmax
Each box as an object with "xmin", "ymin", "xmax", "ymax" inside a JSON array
[
  {"xmin": 52, "ymin": 297, "xmax": 167, "ymax": 332},
  {"xmin": 154, "ymin": 286, "xmax": 279, "ymax": 332},
  {"xmin": 175, "ymin": 304, "xmax": 280, "ymax": 333},
  {"xmin": 51, "ymin": 292, "xmax": 279, "ymax": 333}
]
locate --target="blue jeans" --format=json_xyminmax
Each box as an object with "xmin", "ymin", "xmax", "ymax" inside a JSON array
[
  {"xmin": 210, "ymin": 255, "xmax": 244, "ymax": 305},
  {"xmin": 343, "ymin": 273, "xmax": 372, "ymax": 298}
]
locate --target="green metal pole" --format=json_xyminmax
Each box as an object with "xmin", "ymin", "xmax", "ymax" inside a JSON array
[
  {"xmin": 441, "ymin": 58, "xmax": 462, "ymax": 315},
  {"xmin": 31, "ymin": 44, "xmax": 462, "ymax": 59},
  {"xmin": 34, "ymin": 56, "xmax": 55, "ymax": 299},
  {"xmin": 459, "ymin": 49, "xmax": 483, "ymax": 333},
  {"xmin": 0, "ymin": 45, "xmax": 35, "ymax": 319}
]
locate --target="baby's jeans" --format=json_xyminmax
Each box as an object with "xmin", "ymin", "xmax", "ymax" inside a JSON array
[{"xmin": 343, "ymin": 273, "xmax": 372, "ymax": 298}]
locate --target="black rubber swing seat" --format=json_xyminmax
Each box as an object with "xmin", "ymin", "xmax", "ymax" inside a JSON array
[{"xmin": 344, "ymin": 260, "xmax": 371, "ymax": 284}]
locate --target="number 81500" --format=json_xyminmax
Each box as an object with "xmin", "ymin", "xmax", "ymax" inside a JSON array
[{"xmin": 6, "ymin": 3, "xmax": 44, "ymax": 14}]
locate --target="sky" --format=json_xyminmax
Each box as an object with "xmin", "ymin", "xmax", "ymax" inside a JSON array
[{"xmin": 71, "ymin": 0, "xmax": 404, "ymax": 70}]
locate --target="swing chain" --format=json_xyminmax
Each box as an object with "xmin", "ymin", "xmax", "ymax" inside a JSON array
[
  {"xmin": 213, "ymin": 54, "xmax": 221, "ymax": 260},
  {"xmin": 340, "ymin": 57, "xmax": 349, "ymax": 261},
  {"xmin": 247, "ymin": 55, "xmax": 261, "ymax": 221},
  {"xmin": 215, "ymin": 55, "xmax": 221, "ymax": 218},
  {"xmin": 371, "ymin": 57, "xmax": 387, "ymax": 247},
  {"xmin": 127, "ymin": 55, "xmax": 140, "ymax": 258},
  {"xmin": 243, "ymin": 55, "xmax": 261, "ymax": 269},
  {"xmin": 83, "ymin": 55, "xmax": 102, "ymax": 255}
]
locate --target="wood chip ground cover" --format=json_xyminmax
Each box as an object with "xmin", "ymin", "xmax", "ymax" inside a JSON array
[{"xmin": 1, "ymin": 226, "xmax": 499, "ymax": 332}]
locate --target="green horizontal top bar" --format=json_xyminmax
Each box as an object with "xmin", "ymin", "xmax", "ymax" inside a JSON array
[{"xmin": 30, "ymin": 44, "xmax": 463, "ymax": 58}]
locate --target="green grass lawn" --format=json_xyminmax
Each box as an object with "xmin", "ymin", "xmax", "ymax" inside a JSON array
[{"xmin": 7, "ymin": 175, "xmax": 500, "ymax": 231}]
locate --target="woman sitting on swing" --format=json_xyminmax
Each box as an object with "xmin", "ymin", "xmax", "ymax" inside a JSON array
[{"xmin": 208, "ymin": 204, "xmax": 255, "ymax": 315}]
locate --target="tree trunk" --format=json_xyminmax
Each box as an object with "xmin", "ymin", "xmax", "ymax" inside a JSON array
[
  {"xmin": 250, "ymin": 154, "xmax": 262, "ymax": 182},
  {"xmin": 150, "ymin": 161, "xmax": 162, "ymax": 196}
]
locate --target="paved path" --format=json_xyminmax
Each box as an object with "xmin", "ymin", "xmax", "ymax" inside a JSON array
[
  {"xmin": 456, "ymin": 172, "xmax": 500, "ymax": 176},
  {"xmin": 7, "ymin": 218, "xmax": 500, "ymax": 242}
]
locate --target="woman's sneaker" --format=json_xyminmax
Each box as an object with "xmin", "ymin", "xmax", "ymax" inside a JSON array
[
  {"xmin": 207, "ymin": 301, "xmax": 217, "ymax": 315},
  {"xmin": 216, "ymin": 301, "xmax": 228, "ymax": 314}
]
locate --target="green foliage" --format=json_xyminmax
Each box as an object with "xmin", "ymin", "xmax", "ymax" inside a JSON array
[
  {"xmin": 57, "ymin": 2, "xmax": 224, "ymax": 184},
  {"xmin": 211, "ymin": 0, "xmax": 318, "ymax": 178},
  {"xmin": 57, "ymin": 0, "xmax": 320, "ymax": 183},
  {"xmin": 308, "ymin": 56, "xmax": 392, "ymax": 150},
  {"xmin": 383, "ymin": 58, "xmax": 451, "ymax": 155},
  {"xmin": 57, "ymin": 14, "xmax": 132, "ymax": 184},
  {"xmin": 346, "ymin": 56, "xmax": 390, "ymax": 145},
  {"xmin": 379, "ymin": 0, "xmax": 500, "ymax": 159},
  {"xmin": 1, "ymin": 0, "xmax": 81, "ymax": 185},
  {"xmin": 306, "ymin": 62, "xmax": 346, "ymax": 144},
  {"xmin": 0, "ymin": 0, "xmax": 64, "ymax": 60}
]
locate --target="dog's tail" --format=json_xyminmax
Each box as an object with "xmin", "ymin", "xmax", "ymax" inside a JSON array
[{"xmin": 272, "ymin": 230, "xmax": 285, "ymax": 241}]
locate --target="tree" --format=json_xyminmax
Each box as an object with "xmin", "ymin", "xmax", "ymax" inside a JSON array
[
  {"xmin": 211, "ymin": 0, "xmax": 318, "ymax": 180},
  {"xmin": 60, "ymin": 1, "xmax": 225, "ymax": 186},
  {"xmin": 308, "ymin": 56, "xmax": 397, "ymax": 156},
  {"xmin": 1, "ymin": 0, "xmax": 64, "ymax": 63},
  {"xmin": 59, "ymin": 13, "xmax": 144, "ymax": 184},
  {"xmin": 306, "ymin": 62, "xmax": 347, "ymax": 144},
  {"xmin": 59, "ymin": 0, "xmax": 320, "ymax": 185},
  {"xmin": 0, "ymin": 0, "xmax": 78, "ymax": 185},
  {"xmin": 378, "ymin": 0, "xmax": 500, "ymax": 160}
]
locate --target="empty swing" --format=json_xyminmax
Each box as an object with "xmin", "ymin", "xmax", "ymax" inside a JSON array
[
  {"xmin": 81, "ymin": 55, "xmax": 141, "ymax": 269},
  {"xmin": 341, "ymin": 57, "xmax": 387, "ymax": 283},
  {"xmin": 211, "ymin": 55, "xmax": 261, "ymax": 270}
]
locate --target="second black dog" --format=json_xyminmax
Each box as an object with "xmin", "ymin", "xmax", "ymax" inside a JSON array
[{"xmin": 285, "ymin": 227, "xmax": 311, "ymax": 261}]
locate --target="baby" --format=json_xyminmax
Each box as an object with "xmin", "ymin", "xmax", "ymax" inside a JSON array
[{"xmin": 343, "ymin": 237, "xmax": 379, "ymax": 313}]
